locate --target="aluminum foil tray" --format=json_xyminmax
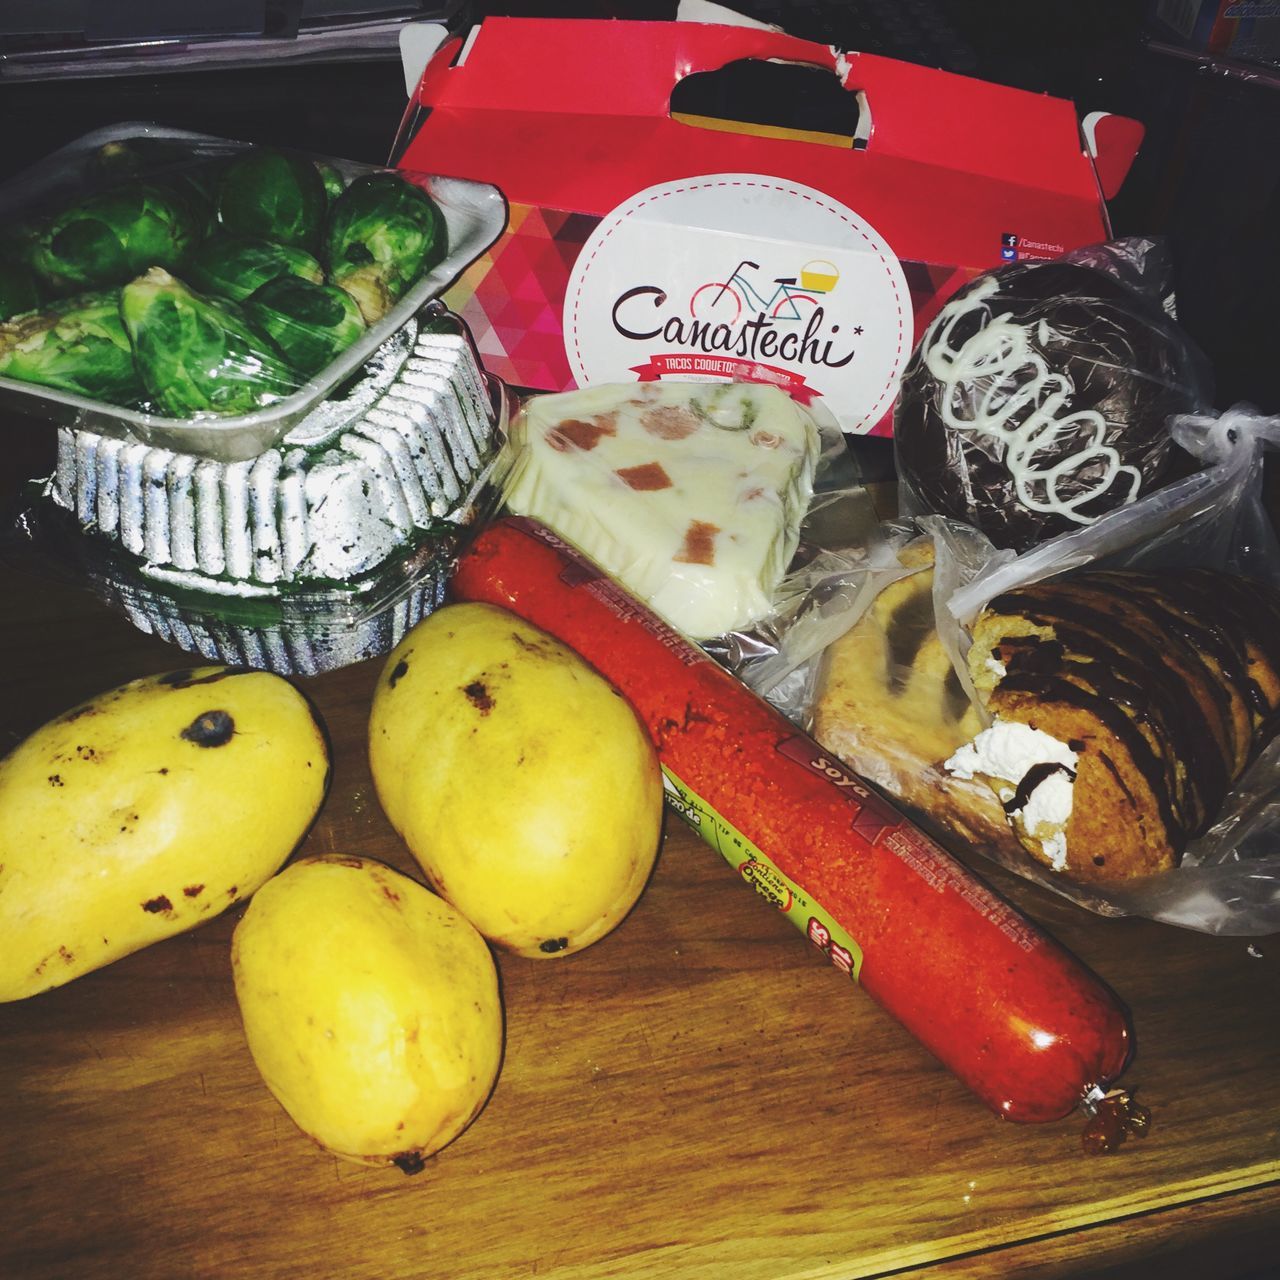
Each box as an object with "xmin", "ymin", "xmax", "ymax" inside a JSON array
[
  {"xmin": 0, "ymin": 122, "xmax": 507, "ymax": 463},
  {"xmin": 34, "ymin": 303, "xmax": 510, "ymax": 675}
]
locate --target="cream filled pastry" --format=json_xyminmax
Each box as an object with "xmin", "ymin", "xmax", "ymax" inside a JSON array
[
  {"xmin": 811, "ymin": 545, "xmax": 1028, "ymax": 865},
  {"xmin": 953, "ymin": 567, "xmax": 1280, "ymax": 883}
]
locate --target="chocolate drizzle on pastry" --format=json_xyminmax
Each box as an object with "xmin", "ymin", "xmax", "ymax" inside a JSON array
[
  {"xmin": 968, "ymin": 567, "xmax": 1280, "ymax": 883},
  {"xmin": 1004, "ymin": 761, "xmax": 1075, "ymax": 816}
]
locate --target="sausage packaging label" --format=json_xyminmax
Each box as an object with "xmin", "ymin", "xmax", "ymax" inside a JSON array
[{"xmin": 661, "ymin": 766, "xmax": 865, "ymax": 983}]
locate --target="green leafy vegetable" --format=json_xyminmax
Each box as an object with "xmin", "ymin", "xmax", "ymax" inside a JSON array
[
  {"xmin": 314, "ymin": 159, "xmax": 346, "ymax": 202},
  {"xmin": 162, "ymin": 164, "xmax": 225, "ymax": 240},
  {"xmin": 245, "ymin": 275, "xmax": 367, "ymax": 378},
  {"xmin": 28, "ymin": 183, "xmax": 201, "ymax": 293},
  {"xmin": 121, "ymin": 267, "xmax": 296, "ymax": 417},
  {"xmin": 216, "ymin": 148, "xmax": 328, "ymax": 252},
  {"xmin": 186, "ymin": 233, "xmax": 324, "ymax": 303},
  {"xmin": 0, "ymin": 289, "xmax": 142, "ymax": 402},
  {"xmin": 326, "ymin": 172, "xmax": 447, "ymax": 324}
]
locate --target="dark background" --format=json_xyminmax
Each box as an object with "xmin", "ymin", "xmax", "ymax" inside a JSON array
[{"xmin": 0, "ymin": 0, "xmax": 1277, "ymax": 412}]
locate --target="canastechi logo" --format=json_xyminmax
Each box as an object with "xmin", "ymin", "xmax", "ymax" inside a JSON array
[
  {"xmin": 610, "ymin": 257, "xmax": 859, "ymax": 375},
  {"xmin": 564, "ymin": 174, "xmax": 912, "ymax": 434}
]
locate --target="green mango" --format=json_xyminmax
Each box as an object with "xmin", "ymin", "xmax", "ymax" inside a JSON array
[
  {"xmin": 245, "ymin": 275, "xmax": 367, "ymax": 378},
  {"xmin": 216, "ymin": 148, "xmax": 328, "ymax": 252},
  {"xmin": 0, "ymin": 289, "xmax": 142, "ymax": 404},
  {"xmin": 121, "ymin": 267, "xmax": 296, "ymax": 417},
  {"xmin": 326, "ymin": 172, "xmax": 447, "ymax": 324}
]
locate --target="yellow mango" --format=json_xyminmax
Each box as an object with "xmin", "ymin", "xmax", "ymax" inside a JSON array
[
  {"xmin": 0, "ymin": 666, "xmax": 328, "ymax": 1002},
  {"xmin": 231, "ymin": 855, "xmax": 503, "ymax": 1171},
  {"xmin": 368, "ymin": 601, "xmax": 663, "ymax": 958}
]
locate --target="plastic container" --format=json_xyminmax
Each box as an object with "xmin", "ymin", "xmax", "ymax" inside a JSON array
[
  {"xmin": 15, "ymin": 303, "xmax": 513, "ymax": 676},
  {"xmin": 0, "ymin": 122, "xmax": 506, "ymax": 462}
]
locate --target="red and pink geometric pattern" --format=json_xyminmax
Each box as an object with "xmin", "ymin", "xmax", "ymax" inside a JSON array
[{"xmin": 445, "ymin": 203, "xmax": 601, "ymax": 393}]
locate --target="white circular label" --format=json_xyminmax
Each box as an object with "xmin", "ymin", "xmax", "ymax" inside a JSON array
[{"xmin": 564, "ymin": 174, "xmax": 912, "ymax": 435}]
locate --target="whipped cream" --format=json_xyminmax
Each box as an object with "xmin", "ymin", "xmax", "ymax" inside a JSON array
[{"xmin": 946, "ymin": 719, "xmax": 1078, "ymax": 870}]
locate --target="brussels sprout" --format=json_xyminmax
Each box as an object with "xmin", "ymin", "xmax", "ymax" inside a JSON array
[
  {"xmin": 161, "ymin": 163, "xmax": 225, "ymax": 240},
  {"xmin": 216, "ymin": 148, "xmax": 328, "ymax": 252},
  {"xmin": 87, "ymin": 143, "xmax": 222, "ymax": 239},
  {"xmin": 27, "ymin": 182, "xmax": 201, "ymax": 293},
  {"xmin": 186, "ymin": 233, "xmax": 324, "ymax": 303},
  {"xmin": 314, "ymin": 159, "xmax": 346, "ymax": 202},
  {"xmin": 121, "ymin": 267, "xmax": 296, "ymax": 417},
  {"xmin": 0, "ymin": 261, "xmax": 42, "ymax": 321},
  {"xmin": 0, "ymin": 289, "xmax": 142, "ymax": 403},
  {"xmin": 89, "ymin": 140, "xmax": 145, "ymax": 180},
  {"xmin": 325, "ymin": 172, "xmax": 447, "ymax": 325},
  {"xmin": 245, "ymin": 275, "xmax": 367, "ymax": 378}
]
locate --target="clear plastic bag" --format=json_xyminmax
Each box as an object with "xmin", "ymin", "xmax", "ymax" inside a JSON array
[
  {"xmin": 892, "ymin": 236, "xmax": 1209, "ymax": 553},
  {"xmin": 0, "ymin": 123, "xmax": 505, "ymax": 461},
  {"xmin": 929, "ymin": 404, "xmax": 1280, "ymax": 935},
  {"xmin": 747, "ymin": 404, "xmax": 1280, "ymax": 936}
]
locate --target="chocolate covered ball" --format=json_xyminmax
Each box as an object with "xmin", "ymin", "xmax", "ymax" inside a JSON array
[{"xmin": 894, "ymin": 260, "xmax": 1200, "ymax": 551}]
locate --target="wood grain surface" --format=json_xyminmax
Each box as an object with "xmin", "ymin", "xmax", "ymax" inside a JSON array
[{"xmin": 1, "ymin": 420, "xmax": 1277, "ymax": 1280}]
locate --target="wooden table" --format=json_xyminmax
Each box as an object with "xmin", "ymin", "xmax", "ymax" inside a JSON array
[{"xmin": 1, "ymin": 417, "xmax": 1277, "ymax": 1280}]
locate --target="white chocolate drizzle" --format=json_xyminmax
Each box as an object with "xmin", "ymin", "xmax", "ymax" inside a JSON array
[{"xmin": 920, "ymin": 277, "xmax": 1142, "ymax": 526}]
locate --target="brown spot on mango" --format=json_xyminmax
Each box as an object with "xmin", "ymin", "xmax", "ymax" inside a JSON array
[
  {"xmin": 183, "ymin": 884, "xmax": 204, "ymax": 898},
  {"xmin": 142, "ymin": 895, "xmax": 173, "ymax": 914},
  {"xmin": 388, "ymin": 658, "xmax": 410, "ymax": 688},
  {"xmin": 159, "ymin": 668, "xmax": 240, "ymax": 689},
  {"xmin": 511, "ymin": 632, "xmax": 554, "ymax": 656},
  {"xmin": 463, "ymin": 681, "xmax": 494, "ymax": 713},
  {"xmin": 180, "ymin": 710, "xmax": 235, "ymax": 747}
]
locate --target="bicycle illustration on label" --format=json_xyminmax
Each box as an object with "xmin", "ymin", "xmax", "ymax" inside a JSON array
[{"xmin": 689, "ymin": 258, "xmax": 840, "ymax": 324}]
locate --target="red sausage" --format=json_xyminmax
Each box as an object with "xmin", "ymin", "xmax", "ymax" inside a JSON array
[{"xmin": 452, "ymin": 516, "xmax": 1132, "ymax": 1123}]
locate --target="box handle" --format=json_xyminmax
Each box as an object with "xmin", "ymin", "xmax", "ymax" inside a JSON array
[{"xmin": 669, "ymin": 55, "xmax": 871, "ymax": 150}]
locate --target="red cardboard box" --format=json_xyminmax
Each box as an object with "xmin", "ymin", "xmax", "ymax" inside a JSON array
[{"xmin": 396, "ymin": 17, "xmax": 1143, "ymax": 436}]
